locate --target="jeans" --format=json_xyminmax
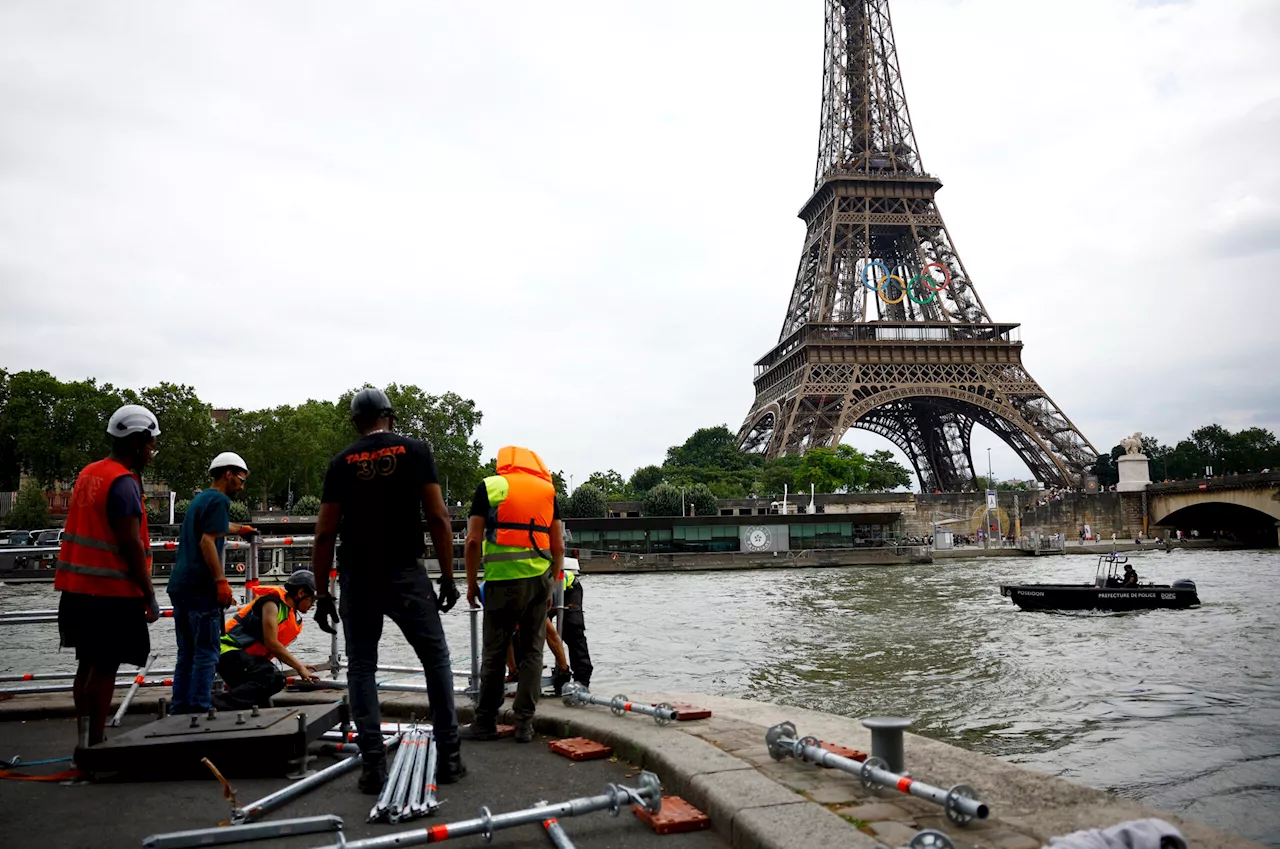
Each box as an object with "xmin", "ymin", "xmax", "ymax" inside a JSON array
[
  {"xmin": 170, "ymin": 596, "xmax": 224, "ymax": 714},
  {"xmin": 561, "ymin": 581, "xmax": 593, "ymax": 687},
  {"xmin": 476, "ymin": 571, "xmax": 551, "ymax": 725},
  {"xmin": 340, "ymin": 564, "xmax": 459, "ymax": 757},
  {"xmin": 216, "ymin": 650, "xmax": 285, "ymax": 708}
]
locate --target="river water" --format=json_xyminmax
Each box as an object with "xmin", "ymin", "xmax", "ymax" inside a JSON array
[{"xmin": 3, "ymin": 549, "xmax": 1277, "ymax": 845}]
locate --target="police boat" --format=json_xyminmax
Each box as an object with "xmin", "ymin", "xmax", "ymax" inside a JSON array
[{"xmin": 999, "ymin": 554, "xmax": 1200, "ymax": 612}]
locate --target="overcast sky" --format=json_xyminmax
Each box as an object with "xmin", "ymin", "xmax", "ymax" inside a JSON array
[{"xmin": 2, "ymin": 0, "xmax": 1278, "ymax": 487}]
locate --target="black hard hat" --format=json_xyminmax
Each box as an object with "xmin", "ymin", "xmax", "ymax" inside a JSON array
[
  {"xmin": 350, "ymin": 387, "xmax": 394, "ymax": 422},
  {"xmin": 285, "ymin": 569, "xmax": 317, "ymax": 595}
]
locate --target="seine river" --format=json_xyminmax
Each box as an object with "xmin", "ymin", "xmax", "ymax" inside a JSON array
[{"xmin": 3, "ymin": 548, "xmax": 1277, "ymax": 845}]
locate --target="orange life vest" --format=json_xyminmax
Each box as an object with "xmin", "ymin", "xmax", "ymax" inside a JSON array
[
  {"xmin": 481, "ymin": 446, "xmax": 556, "ymax": 580},
  {"xmin": 54, "ymin": 458, "xmax": 150, "ymax": 599},
  {"xmin": 220, "ymin": 585, "xmax": 303, "ymax": 659}
]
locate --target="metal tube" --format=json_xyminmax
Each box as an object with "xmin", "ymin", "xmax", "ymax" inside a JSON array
[
  {"xmin": 234, "ymin": 736, "xmax": 401, "ymax": 825},
  {"xmin": 543, "ymin": 817, "xmax": 576, "ymax": 849},
  {"xmin": 0, "ymin": 679, "xmax": 169, "ymax": 697},
  {"xmin": 421, "ymin": 731, "xmax": 438, "ymax": 814},
  {"xmin": 552, "ymin": 572, "xmax": 565, "ymax": 640},
  {"xmin": 405, "ymin": 730, "xmax": 428, "ymax": 819},
  {"xmin": 316, "ymin": 773, "xmax": 662, "ymax": 849},
  {"xmin": 765, "ymin": 722, "xmax": 988, "ymax": 825},
  {"xmin": 369, "ymin": 733, "xmax": 414, "ymax": 823},
  {"xmin": 244, "ymin": 536, "xmax": 260, "ymax": 605},
  {"xmin": 468, "ymin": 605, "xmax": 480, "ymax": 699},
  {"xmin": 389, "ymin": 731, "xmax": 422, "ymax": 823},
  {"xmin": 109, "ymin": 653, "xmax": 159, "ymax": 727},
  {"xmin": 0, "ymin": 668, "xmax": 177, "ymax": 683},
  {"xmin": 561, "ymin": 685, "xmax": 676, "ymax": 726},
  {"xmin": 376, "ymin": 664, "xmax": 426, "ymax": 675},
  {"xmin": 142, "ymin": 815, "xmax": 343, "ymax": 848}
]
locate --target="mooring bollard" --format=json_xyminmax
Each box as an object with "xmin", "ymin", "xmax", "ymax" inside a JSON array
[
  {"xmin": 765, "ymin": 721, "xmax": 988, "ymax": 826},
  {"xmin": 314, "ymin": 773, "xmax": 661, "ymax": 849},
  {"xmin": 862, "ymin": 716, "xmax": 912, "ymax": 773},
  {"xmin": 561, "ymin": 683, "xmax": 677, "ymax": 726}
]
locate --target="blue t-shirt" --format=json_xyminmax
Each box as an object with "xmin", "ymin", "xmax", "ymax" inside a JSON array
[{"xmin": 169, "ymin": 488, "xmax": 230, "ymax": 601}]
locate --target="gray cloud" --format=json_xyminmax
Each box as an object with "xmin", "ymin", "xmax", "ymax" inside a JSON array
[{"xmin": 1, "ymin": 0, "xmax": 1277, "ymax": 484}]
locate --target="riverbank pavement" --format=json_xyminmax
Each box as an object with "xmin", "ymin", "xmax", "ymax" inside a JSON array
[{"xmin": 0, "ymin": 689, "xmax": 1265, "ymax": 849}]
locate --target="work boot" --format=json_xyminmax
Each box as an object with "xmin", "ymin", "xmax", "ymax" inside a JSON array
[
  {"xmin": 357, "ymin": 753, "xmax": 387, "ymax": 795},
  {"xmin": 514, "ymin": 718, "xmax": 534, "ymax": 744},
  {"xmin": 461, "ymin": 718, "xmax": 501, "ymax": 741},
  {"xmin": 551, "ymin": 667, "xmax": 572, "ymax": 696},
  {"xmin": 437, "ymin": 741, "xmax": 467, "ymax": 784}
]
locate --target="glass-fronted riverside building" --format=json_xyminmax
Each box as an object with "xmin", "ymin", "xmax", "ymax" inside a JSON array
[{"xmin": 564, "ymin": 511, "xmax": 902, "ymax": 556}]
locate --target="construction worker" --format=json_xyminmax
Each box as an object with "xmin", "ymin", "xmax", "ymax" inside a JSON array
[
  {"xmin": 558, "ymin": 569, "xmax": 593, "ymax": 691},
  {"xmin": 311, "ymin": 388, "xmax": 464, "ymax": 794},
  {"xmin": 54, "ymin": 404, "xmax": 162, "ymax": 753},
  {"xmin": 167, "ymin": 451, "xmax": 257, "ymax": 715},
  {"xmin": 465, "ymin": 446, "xmax": 562, "ymax": 743},
  {"xmin": 214, "ymin": 570, "xmax": 318, "ymax": 709}
]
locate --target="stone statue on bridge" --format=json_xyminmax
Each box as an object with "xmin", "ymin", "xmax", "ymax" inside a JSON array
[{"xmin": 1120, "ymin": 432, "xmax": 1145, "ymax": 456}]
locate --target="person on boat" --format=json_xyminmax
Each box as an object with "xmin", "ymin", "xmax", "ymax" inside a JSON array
[
  {"xmin": 1121, "ymin": 564, "xmax": 1139, "ymax": 587},
  {"xmin": 465, "ymin": 445, "xmax": 562, "ymax": 744},
  {"xmin": 167, "ymin": 452, "xmax": 257, "ymax": 715},
  {"xmin": 214, "ymin": 570, "xmax": 317, "ymax": 709},
  {"xmin": 54, "ymin": 405, "xmax": 163, "ymax": 754},
  {"xmin": 311, "ymin": 387, "xmax": 465, "ymax": 794}
]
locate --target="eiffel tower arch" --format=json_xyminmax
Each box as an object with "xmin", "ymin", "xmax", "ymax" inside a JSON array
[{"xmin": 738, "ymin": 0, "xmax": 1097, "ymax": 491}]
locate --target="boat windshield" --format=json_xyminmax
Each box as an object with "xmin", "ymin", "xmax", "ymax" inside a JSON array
[{"xmin": 1094, "ymin": 554, "xmax": 1126, "ymax": 587}]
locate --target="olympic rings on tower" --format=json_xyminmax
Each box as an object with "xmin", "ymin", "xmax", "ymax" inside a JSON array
[{"xmin": 861, "ymin": 261, "xmax": 952, "ymax": 305}]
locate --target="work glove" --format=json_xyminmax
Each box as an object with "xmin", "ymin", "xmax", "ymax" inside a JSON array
[
  {"xmin": 145, "ymin": 595, "xmax": 161, "ymax": 624},
  {"xmin": 436, "ymin": 575, "xmax": 460, "ymax": 613},
  {"xmin": 315, "ymin": 595, "xmax": 340, "ymax": 634},
  {"xmin": 238, "ymin": 525, "xmax": 258, "ymax": 539},
  {"xmin": 215, "ymin": 578, "xmax": 236, "ymax": 608}
]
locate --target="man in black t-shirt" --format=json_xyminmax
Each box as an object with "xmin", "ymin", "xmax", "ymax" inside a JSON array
[{"xmin": 311, "ymin": 387, "xmax": 465, "ymax": 794}]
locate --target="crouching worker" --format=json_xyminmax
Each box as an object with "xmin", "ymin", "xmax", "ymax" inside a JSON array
[{"xmin": 214, "ymin": 570, "xmax": 318, "ymax": 710}]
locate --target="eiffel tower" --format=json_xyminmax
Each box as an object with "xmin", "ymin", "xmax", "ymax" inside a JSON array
[{"xmin": 737, "ymin": 0, "xmax": 1097, "ymax": 491}]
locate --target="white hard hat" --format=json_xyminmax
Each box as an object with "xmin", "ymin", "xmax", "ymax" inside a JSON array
[
  {"xmin": 106, "ymin": 404, "xmax": 161, "ymax": 438},
  {"xmin": 209, "ymin": 452, "xmax": 249, "ymax": 473}
]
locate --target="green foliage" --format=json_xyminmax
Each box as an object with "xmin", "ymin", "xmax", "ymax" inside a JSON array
[
  {"xmin": 565, "ymin": 484, "xmax": 607, "ymax": 519},
  {"xmin": 146, "ymin": 502, "xmax": 168, "ymax": 525},
  {"xmin": 7, "ymin": 480, "xmax": 49, "ymax": 529},
  {"xmin": 628, "ymin": 464, "xmax": 664, "ymax": 494},
  {"xmin": 794, "ymin": 445, "xmax": 868, "ymax": 493},
  {"xmin": 293, "ymin": 494, "xmax": 321, "ymax": 515},
  {"xmin": 686, "ymin": 483, "xmax": 717, "ymax": 516},
  {"xmin": 584, "ymin": 469, "xmax": 629, "ymax": 501},
  {"xmin": 551, "ymin": 470, "xmax": 567, "ymax": 497},
  {"xmin": 174, "ymin": 499, "xmax": 192, "ymax": 522},
  {"xmin": 865, "ymin": 450, "xmax": 912, "ymax": 491},
  {"xmin": 379, "ymin": 385, "xmax": 484, "ymax": 502},
  {"xmin": 1096, "ymin": 425, "xmax": 1280, "ymax": 485},
  {"xmin": 228, "ymin": 500, "xmax": 251, "ymax": 523},
  {"xmin": 140, "ymin": 382, "xmax": 217, "ymax": 497},
  {"xmin": 642, "ymin": 482, "xmax": 683, "ymax": 517}
]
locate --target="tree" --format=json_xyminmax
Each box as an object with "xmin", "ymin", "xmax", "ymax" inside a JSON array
[
  {"xmin": 7, "ymin": 480, "xmax": 49, "ymax": 529},
  {"xmin": 293, "ymin": 495, "xmax": 322, "ymax": 515},
  {"xmin": 642, "ymin": 482, "xmax": 683, "ymax": 517},
  {"xmin": 584, "ymin": 469, "xmax": 628, "ymax": 501},
  {"xmin": 665, "ymin": 425, "xmax": 758, "ymax": 471},
  {"xmin": 139, "ymin": 382, "xmax": 215, "ymax": 497},
  {"xmin": 378, "ymin": 385, "xmax": 484, "ymax": 503},
  {"xmin": 174, "ymin": 499, "xmax": 192, "ymax": 522},
  {"xmin": 864, "ymin": 450, "xmax": 912, "ymax": 491},
  {"xmin": 793, "ymin": 445, "xmax": 868, "ymax": 493},
  {"xmin": 565, "ymin": 485, "xmax": 607, "ymax": 519},
  {"xmin": 687, "ymin": 483, "xmax": 717, "ymax": 516},
  {"xmin": 228, "ymin": 501, "xmax": 251, "ymax": 523},
  {"xmin": 551, "ymin": 470, "xmax": 567, "ymax": 497},
  {"xmin": 629, "ymin": 464, "xmax": 664, "ymax": 494}
]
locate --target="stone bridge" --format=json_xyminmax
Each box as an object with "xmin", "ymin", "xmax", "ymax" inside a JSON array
[{"xmin": 1148, "ymin": 471, "xmax": 1280, "ymax": 544}]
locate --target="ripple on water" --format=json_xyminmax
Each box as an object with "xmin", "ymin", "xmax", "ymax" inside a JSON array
[{"xmin": 2, "ymin": 549, "xmax": 1277, "ymax": 845}]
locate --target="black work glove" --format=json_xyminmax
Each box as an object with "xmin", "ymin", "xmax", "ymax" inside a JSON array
[
  {"xmin": 436, "ymin": 576, "xmax": 460, "ymax": 613},
  {"xmin": 315, "ymin": 595, "xmax": 340, "ymax": 634}
]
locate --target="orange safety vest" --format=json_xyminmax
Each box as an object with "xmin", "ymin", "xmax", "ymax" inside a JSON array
[
  {"xmin": 220, "ymin": 585, "xmax": 303, "ymax": 659},
  {"xmin": 54, "ymin": 458, "xmax": 150, "ymax": 599},
  {"xmin": 481, "ymin": 446, "xmax": 556, "ymax": 581}
]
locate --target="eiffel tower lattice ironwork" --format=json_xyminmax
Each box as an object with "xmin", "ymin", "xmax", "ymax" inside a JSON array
[{"xmin": 738, "ymin": 0, "xmax": 1097, "ymax": 491}]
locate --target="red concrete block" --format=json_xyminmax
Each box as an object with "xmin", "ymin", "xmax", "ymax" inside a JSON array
[
  {"xmin": 496, "ymin": 724, "xmax": 515, "ymax": 738},
  {"xmin": 817, "ymin": 740, "xmax": 867, "ymax": 762},
  {"xmin": 548, "ymin": 736, "xmax": 612, "ymax": 761},
  {"xmin": 633, "ymin": 796, "xmax": 710, "ymax": 834},
  {"xmin": 653, "ymin": 702, "xmax": 713, "ymax": 721}
]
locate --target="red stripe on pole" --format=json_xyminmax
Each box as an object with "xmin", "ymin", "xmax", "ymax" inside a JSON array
[
  {"xmin": 134, "ymin": 675, "xmax": 144, "ymax": 684},
  {"xmin": 246, "ymin": 579, "xmax": 259, "ymax": 589},
  {"xmin": 162, "ymin": 610, "xmax": 174, "ymax": 617},
  {"xmin": 284, "ymin": 536, "xmax": 294, "ymax": 545},
  {"xmin": 897, "ymin": 776, "xmax": 913, "ymax": 793},
  {"xmin": 427, "ymin": 824, "xmax": 449, "ymax": 841},
  {"xmin": 543, "ymin": 818, "xmax": 558, "ymax": 829},
  {"xmin": 22, "ymin": 674, "xmax": 32, "ymax": 681},
  {"xmin": 624, "ymin": 702, "xmax": 632, "ymax": 711}
]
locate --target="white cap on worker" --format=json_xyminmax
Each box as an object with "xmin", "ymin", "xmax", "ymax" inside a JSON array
[
  {"xmin": 106, "ymin": 404, "xmax": 161, "ymax": 438},
  {"xmin": 208, "ymin": 452, "xmax": 249, "ymax": 473}
]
